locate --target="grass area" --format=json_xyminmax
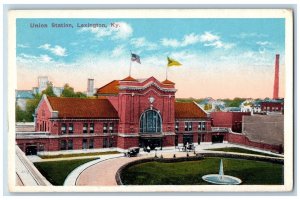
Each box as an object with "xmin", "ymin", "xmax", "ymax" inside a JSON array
[
  {"xmin": 204, "ymin": 147, "xmax": 281, "ymax": 157},
  {"xmin": 39, "ymin": 151, "xmax": 120, "ymax": 159},
  {"xmin": 121, "ymin": 157, "xmax": 283, "ymax": 185},
  {"xmin": 34, "ymin": 158, "xmax": 98, "ymax": 185}
]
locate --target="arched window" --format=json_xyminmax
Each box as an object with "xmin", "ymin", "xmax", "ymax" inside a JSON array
[{"xmin": 140, "ymin": 110, "xmax": 162, "ymax": 133}]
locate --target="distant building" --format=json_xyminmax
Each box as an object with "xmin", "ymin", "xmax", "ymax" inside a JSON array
[
  {"xmin": 32, "ymin": 76, "xmax": 63, "ymax": 96},
  {"xmin": 240, "ymin": 99, "xmax": 254, "ymax": 112},
  {"xmin": 261, "ymin": 99, "xmax": 284, "ymax": 114},
  {"xmin": 38, "ymin": 76, "xmax": 48, "ymax": 93},
  {"xmin": 53, "ymin": 87, "xmax": 64, "ymax": 97},
  {"xmin": 15, "ymin": 90, "xmax": 34, "ymax": 110},
  {"xmin": 223, "ymin": 107, "xmax": 241, "ymax": 112},
  {"xmin": 211, "ymin": 111, "xmax": 251, "ymax": 133},
  {"xmin": 199, "ymin": 97, "xmax": 226, "ymax": 112},
  {"xmin": 86, "ymin": 78, "xmax": 96, "ymax": 97}
]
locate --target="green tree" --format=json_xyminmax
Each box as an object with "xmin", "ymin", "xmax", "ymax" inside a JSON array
[
  {"xmin": 42, "ymin": 82, "xmax": 56, "ymax": 97},
  {"xmin": 16, "ymin": 104, "xmax": 31, "ymax": 122},
  {"xmin": 61, "ymin": 84, "xmax": 87, "ymax": 98},
  {"xmin": 74, "ymin": 92, "xmax": 87, "ymax": 98},
  {"xmin": 24, "ymin": 94, "xmax": 42, "ymax": 122}
]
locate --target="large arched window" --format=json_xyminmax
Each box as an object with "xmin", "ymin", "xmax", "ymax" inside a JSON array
[{"xmin": 140, "ymin": 110, "xmax": 162, "ymax": 133}]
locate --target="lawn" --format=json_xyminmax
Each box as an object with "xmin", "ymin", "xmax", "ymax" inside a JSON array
[
  {"xmin": 121, "ymin": 157, "xmax": 283, "ymax": 185},
  {"xmin": 34, "ymin": 158, "xmax": 98, "ymax": 185},
  {"xmin": 204, "ymin": 147, "xmax": 281, "ymax": 157},
  {"xmin": 39, "ymin": 151, "xmax": 120, "ymax": 159}
]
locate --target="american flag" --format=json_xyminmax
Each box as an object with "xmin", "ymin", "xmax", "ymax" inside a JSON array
[{"xmin": 131, "ymin": 53, "xmax": 141, "ymax": 64}]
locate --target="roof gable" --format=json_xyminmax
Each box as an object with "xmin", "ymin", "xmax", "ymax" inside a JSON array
[{"xmin": 96, "ymin": 80, "xmax": 120, "ymax": 95}]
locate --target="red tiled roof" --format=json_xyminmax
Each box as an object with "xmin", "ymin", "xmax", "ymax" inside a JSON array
[
  {"xmin": 121, "ymin": 76, "xmax": 137, "ymax": 81},
  {"xmin": 96, "ymin": 80, "xmax": 120, "ymax": 95},
  {"xmin": 161, "ymin": 79, "xmax": 175, "ymax": 85},
  {"xmin": 47, "ymin": 97, "xmax": 118, "ymax": 118},
  {"xmin": 175, "ymin": 102, "xmax": 207, "ymax": 118}
]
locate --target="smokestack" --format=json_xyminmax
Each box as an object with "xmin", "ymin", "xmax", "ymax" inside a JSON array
[
  {"xmin": 273, "ymin": 54, "xmax": 280, "ymax": 99},
  {"xmin": 87, "ymin": 78, "xmax": 94, "ymax": 97}
]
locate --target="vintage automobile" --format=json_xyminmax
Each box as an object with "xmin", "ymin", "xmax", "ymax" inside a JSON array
[
  {"xmin": 178, "ymin": 143, "xmax": 195, "ymax": 152},
  {"xmin": 124, "ymin": 147, "xmax": 140, "ymax": 157}
]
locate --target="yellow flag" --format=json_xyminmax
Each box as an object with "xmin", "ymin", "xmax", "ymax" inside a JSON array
[{"xmin": 167, "ymin": 57, "xmax": 182, "ymax": 67}]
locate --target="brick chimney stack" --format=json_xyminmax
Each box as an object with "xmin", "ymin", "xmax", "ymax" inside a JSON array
[{"xmin": 273, "ymin": 54, "xmax": 280, "ymax": 99}]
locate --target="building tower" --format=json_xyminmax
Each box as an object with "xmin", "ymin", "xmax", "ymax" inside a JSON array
[
  {"xmin": 273, "ymin": 54, "xmax": 280, "ymax": 99},
  {"xmin": 38, "ymin": 76, "xmax": 49, "ymax": 93},
  {"xmin": 87, "ymin": 78, "xmax": 94, "ymax": 97}
]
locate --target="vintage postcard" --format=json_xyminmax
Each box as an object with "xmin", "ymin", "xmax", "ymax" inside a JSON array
[{"xmin": 8, "ymin": 9, "xmax": 293, "ymax": 192}]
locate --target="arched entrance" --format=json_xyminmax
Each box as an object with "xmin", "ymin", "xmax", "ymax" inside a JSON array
[{"xmin": 139, "ymin": 110, "xmax": 163, "ymax": 150}]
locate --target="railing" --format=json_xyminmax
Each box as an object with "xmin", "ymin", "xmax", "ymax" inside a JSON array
[
  {"xmin": 16, "ymin": 131, "xmax": 50, "ymax": 136},
  {"xmin": 211, "ymin": 127, "xmax": 231, "ymax": 132}
]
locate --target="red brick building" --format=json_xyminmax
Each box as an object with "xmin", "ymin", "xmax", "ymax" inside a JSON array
[
  {"xmin": 16, "ymin": 76, "xmax": 212, "ymax": 154},
  {"xmin": 211, "ymin": 112, "xmax": 251, "ymax": 133}
]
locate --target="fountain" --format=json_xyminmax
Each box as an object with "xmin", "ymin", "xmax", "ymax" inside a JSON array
[{"xmin": 202, "ymin": 159, "xmax": 242, "ymax": 185}]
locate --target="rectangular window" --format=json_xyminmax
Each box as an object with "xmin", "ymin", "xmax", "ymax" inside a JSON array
[
  {"xmin": 61, "ymin": 123, "xmax": 66, "ymax": 134},
  {"xmin": 202, "ymin": 122, "xmax": 206, "ymax": 131},
  {"xmin": 109, "ymin": 123, "xmax": 114, "ymax": 133},
  {"xmin": 175, "ymin": 122, "xmax": 179, "ymax": 132},
  {"xmin": 103, "ymin": 123, "xmax": 108, "ymax": 133},
  {"xmin": 83, "ymin": 123, "xmax": 88, "ymax": 134},
  {"xmin": 185, "ymin": 122, "xmax": 188, "ymax": 131},
  {"xmin": 60, "ymin": 140, "xmax": 67, "ymax": 150},
  {"xmin": 185, "ymin": 122, "xmax": 192, "ymax": 131},
  {"xmin": 82, "ymin": 139, "xmax": 87, "ymax": 149},
  {"xmin": 67, "ymin": 140, "xmax": 73, "ymax": 150},
  {"xmin": 89, "ymin": 139, "xmax": 94, "ymax": 149},
  {"xmin": 198, "ymin": 122, "xmax": 201, "ymax": 131},
  {"xmin": 68, "ymin": 123, "xmax": 73, "ymax": 134},
  {"xmin": 90, "ymin": 123, "xmax": 94, "ymax": 134}
]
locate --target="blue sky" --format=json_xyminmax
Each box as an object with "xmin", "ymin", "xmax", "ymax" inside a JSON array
[{"xmin": 16, "ymin": 18, "xmax": 285, "ymax": 98}]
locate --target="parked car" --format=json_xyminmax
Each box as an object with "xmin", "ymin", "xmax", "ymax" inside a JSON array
[{"xmin": 124, "ymin": 147, "xmax": 140, "ymax": 157}]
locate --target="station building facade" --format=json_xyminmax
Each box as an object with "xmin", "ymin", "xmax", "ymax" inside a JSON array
[{"xmin": 16, "ymin": 76, "xmax": 213, "ymax": 154}]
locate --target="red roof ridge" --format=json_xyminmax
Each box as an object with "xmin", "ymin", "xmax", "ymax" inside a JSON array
[
  {"xmin": 162, "ymin": 79, "xmax": 175, "ymax": 85},
  {"xmin": 121, "ymin": 76, "xmax": 137, "ymax": 81}
]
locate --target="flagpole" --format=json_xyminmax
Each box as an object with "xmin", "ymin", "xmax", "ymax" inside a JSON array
[
  {"xmin": 166, "ymin": 65, "xmax": 168, "ymax": 80},
  {"xmin": 129, "ymin": 59, "xmax": 132, "ymax": 76},
  {"xmin": 129, "ymin": 50, "xmax": 132, "ymax": 76}
]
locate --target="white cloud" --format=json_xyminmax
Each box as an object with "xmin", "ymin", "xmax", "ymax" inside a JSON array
[
  {"xmin": 40, "ymin": 54, "xmax": 53, "ymax": 63},
  {"xmin": 236, "ymin": 32, "xmax": 268, "ymax": 39},
  {"xmin": 111, "ymin": 45, "xmax": 126, "ymax": 57},
  {"xmin": 18, "ymin": 53, "xmax": 53, "ymax": 63},
  {"xmin": 17, "ymin": 44, "xmax": 30, "ymax": 48},
  {"xmin": 39, "ymin": 44, "xmax": 67, "ymax": 57},
  {"xmin": 161, "ymin": 32, "xmax": 234, "ymax": 49},
  {"xmin": 130, "ymin": 37, "xmax": 158, "ymax": 50},
  {"xmin": 78, "ymin": 22, "xmax": 133, "ymax": 40},
  {"xmin": 256, "ymin": 41, "xmax": 272, "ymax": 46},
  {"xmin": 199, "ymin": 32, "xmax": 220, "ymax": 42},
  {"xmin": 170, "ymin": 51, "xmax": 196, "ymax": 60},
  {"xmin": 161, "ymin": 38, "xmax": 181, "ymax": 48}
]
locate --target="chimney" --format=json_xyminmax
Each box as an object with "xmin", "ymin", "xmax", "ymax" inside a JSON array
[
  {"xmin": 273, "ymin": 54, "xmax": 280, "ymax": 99},
  {"xmin": 87, "ymin": 78, "xmax": 94, "ymax": 97}
]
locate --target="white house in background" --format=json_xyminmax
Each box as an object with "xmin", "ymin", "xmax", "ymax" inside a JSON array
[
  {"xmin": 240, "ymin": 99, "xmax": 254, "ymax": 113},
  {"xmin": 199, "ymin": 97, "xmax": 226, "ymax": 112}
]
